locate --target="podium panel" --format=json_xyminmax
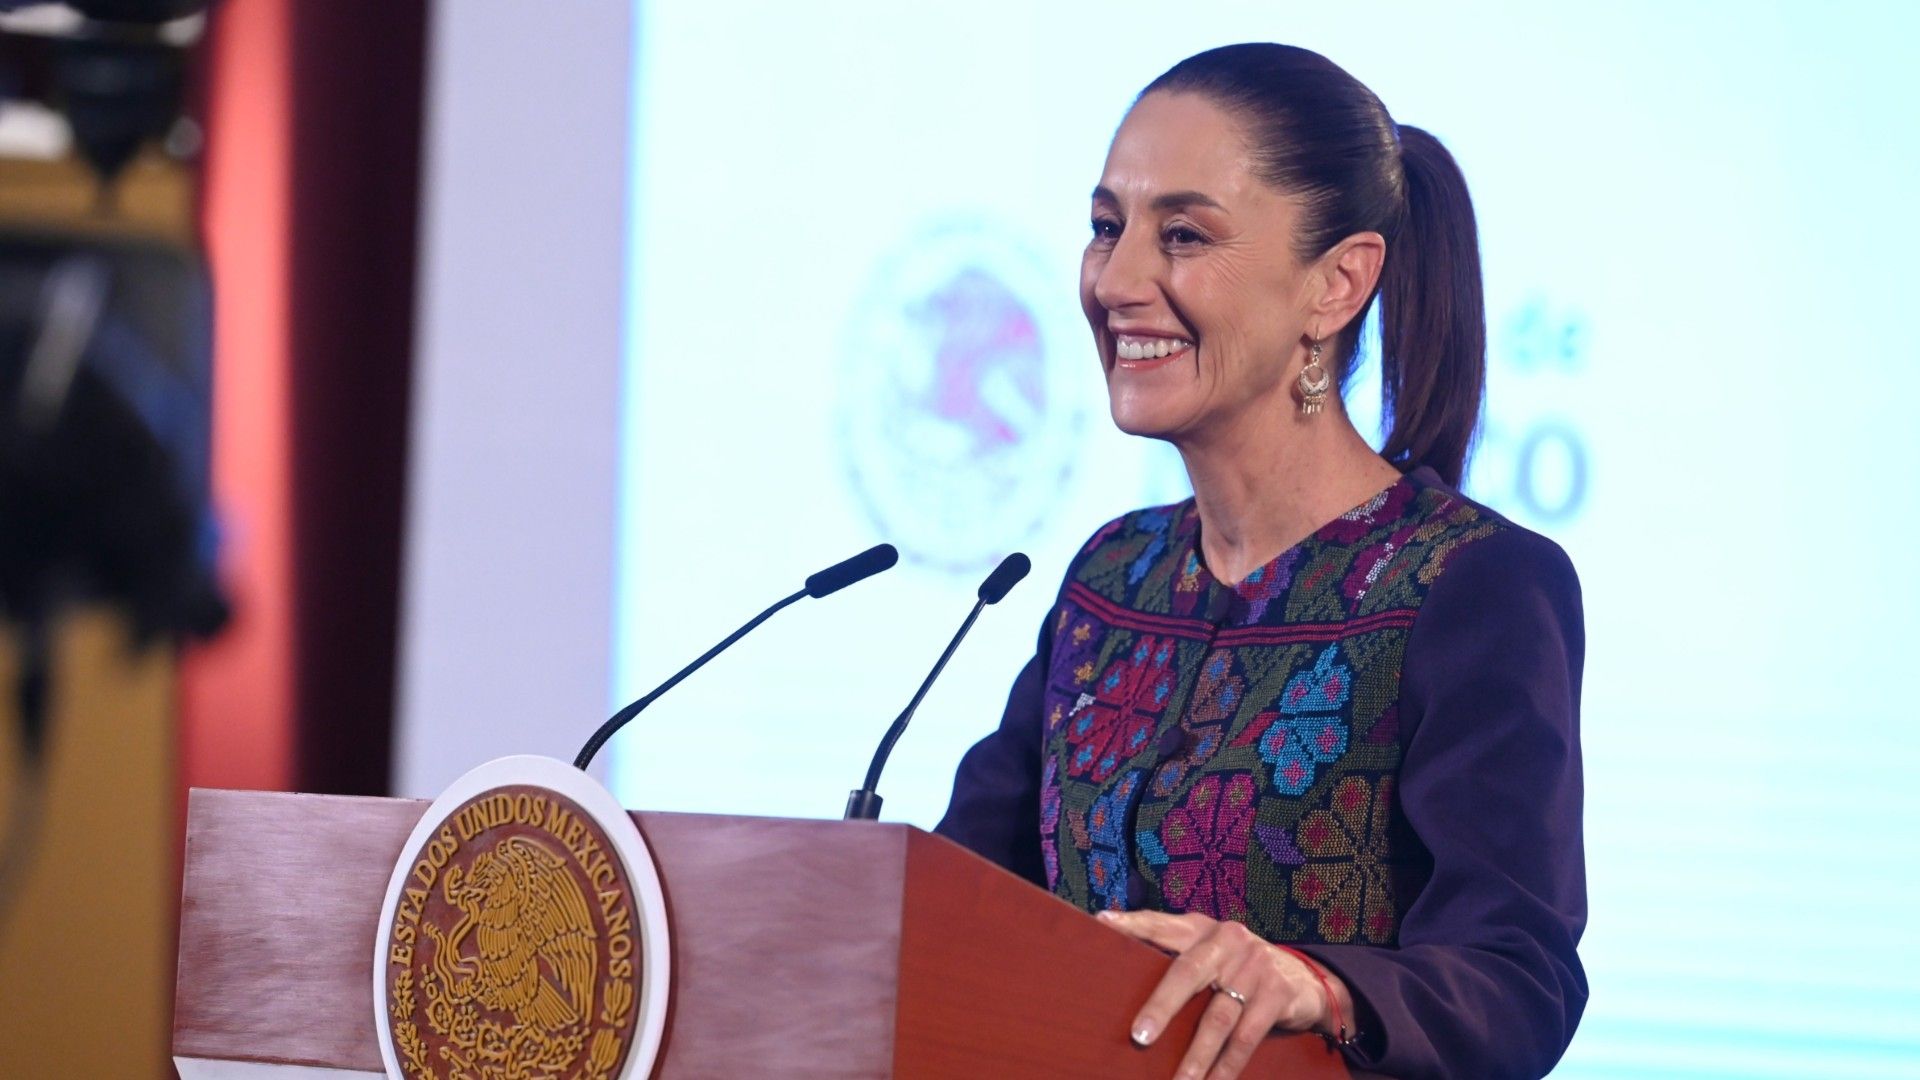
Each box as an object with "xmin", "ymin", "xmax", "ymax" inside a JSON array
[{"xmin": 174, "ymin": 789, "xmax": 1351, "ymax": 1079}]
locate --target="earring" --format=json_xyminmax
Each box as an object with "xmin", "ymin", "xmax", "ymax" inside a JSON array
[{"xmin": 1298, "ymin": 340, "xmax": 1331, "ymax": 415}]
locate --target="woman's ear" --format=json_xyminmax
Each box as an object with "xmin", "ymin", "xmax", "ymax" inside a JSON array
[{"xmin": 1308, "ymin": 231, "xmax": 1386, "ymax": 339}]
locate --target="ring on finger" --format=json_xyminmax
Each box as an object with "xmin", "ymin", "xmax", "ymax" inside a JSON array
[{"xmin": 1210, "ymin": 980, "xmax": 1249, "ymax": 1007}]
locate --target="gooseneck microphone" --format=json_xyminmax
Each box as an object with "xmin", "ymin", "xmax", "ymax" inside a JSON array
[
  {"xmin": 573, "ymin": 543, "xmax": 899, "ymax": 770},
  {"xmin": 844, "ymin": 552, "xmax": 1031, "ymax": 821}
]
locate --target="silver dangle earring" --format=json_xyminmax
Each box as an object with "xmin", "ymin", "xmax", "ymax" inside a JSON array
[{"xmin": 1298, "ymin": 340, "xmax": 1331, "ymax": 415}]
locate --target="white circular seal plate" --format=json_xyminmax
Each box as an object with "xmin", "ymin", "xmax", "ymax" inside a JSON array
[{"xmin": 371, "ymin": 755, "xmax": 671, "ymax": 1080}]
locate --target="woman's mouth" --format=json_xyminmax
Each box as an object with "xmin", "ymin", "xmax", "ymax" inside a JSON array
[{"xmin": 1112, "ymin": 333, "xmax": 1194, "ymax": 369}]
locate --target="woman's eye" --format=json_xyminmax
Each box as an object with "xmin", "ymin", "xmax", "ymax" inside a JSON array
[
  {"xmin": 1165, "ymin": 225, "xmax": 1206, "ymax": 246},
  {"xmin": 1090, "ymin": 218, "xmax": 1121, "ymax": 240}
]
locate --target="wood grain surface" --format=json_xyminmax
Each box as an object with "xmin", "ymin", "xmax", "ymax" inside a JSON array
[
  {"xmin": 174, "ymin": 794, "xmax": 905, "ymax": 1078},
  {"xmin": 630, "ymin": 813, "xmax": 904, "ymax": 1078},
  {"xmin": 895, "ymin": 828, "xmax": 1352, "ymax": 1079},
  {"xmin": 174, "ymin": 790, "xmax": 422, "ymax": 1072},
  {"xmin": 176, "ymin": 790, "xmax": 1359, "ymax": 1078}
]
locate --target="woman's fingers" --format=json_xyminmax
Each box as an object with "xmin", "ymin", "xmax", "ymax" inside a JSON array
[
  {"xmin": 1099, "ymin": 910, "xmax": 1326, "ymax": 1079},
  {"xmin": 1097, "ymin": 908, "xmax": 1209, "ymax": 954},
  {"xmin": 1112, "ymin": 913, "xmax": 1229, "ymax": 1048},
  {"xmin": 1203, "ymin": 952, "xmax": 1289, "ymax": 1080},
  {"xmin": 1125, "ymin": 944, "xmax": 1219, "ymax": 1047},
  {"xmin": 1174, "ymin": 987, "xmax": 1246, "ymax": 1080}
]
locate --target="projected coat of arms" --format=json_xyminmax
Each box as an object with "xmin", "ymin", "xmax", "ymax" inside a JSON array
[
  {"xmin": 375, "ymin": 757, "xmax": 671, "ymax": 1080},
  {"xmin": 838, "ymin": 217, "xmax": 1088, "ymax": 573}
]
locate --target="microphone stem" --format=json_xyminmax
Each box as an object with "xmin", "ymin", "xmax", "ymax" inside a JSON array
[
  {"xmin": 860, "ymin": 597, "xmax": 985, "ymax": 793},
  {"xmin": 574, "ymin": 587, "xmax": 808, "ymax": 770}
]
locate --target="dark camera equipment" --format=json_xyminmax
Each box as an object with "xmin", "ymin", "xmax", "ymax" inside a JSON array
[{"xmin": 0, "ymin": 0, "xmax": 220, "ymax": 929}]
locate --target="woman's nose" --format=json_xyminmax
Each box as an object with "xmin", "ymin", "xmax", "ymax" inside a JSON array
[{"xmin": 1092, "ymin": 229, "xmax": 1159, "ymax": 312}]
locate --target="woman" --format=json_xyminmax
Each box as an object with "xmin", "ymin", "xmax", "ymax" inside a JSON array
[{"xmin": 935, "ymin": 44, "xmax": 1586, "ymax": 1080}]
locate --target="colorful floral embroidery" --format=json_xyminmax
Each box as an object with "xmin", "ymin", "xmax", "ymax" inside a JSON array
[
  {"xmin": 1237, "ymin": 549, "xmax": 1301, "ymax": 622},
  {"xmin": 1047, "ymin": 611, "xmax": 1106, "ymax": 705},
  {"xmin": 1342, "ymin": 540, "xmax": 1398, "ymax": 603},
  {"xmin": 1281, "ymin": 645, "xmax": 1352, "ymax": 715},
  {"xmin": 1293, "ymin": 776, "xmax": 1400, "ymax": 943},
  {"xmin": 1230, "ymin": 645, "xmax": 1355, "ymax": 795},
  {"xmin": 1257, "ymin": 714, "xmax": 1350, "ymax": 796},
  {"xmin": 1188, "ymin": 649, "xmax": 1243, "ymax": 723},
  {"xmin": 1155, "ymin": 650, "xmax": 1241, "ymax": 796},
  {"xmin": 1040, "ymin": 755, "xmax": 1061, "ymax": 889},
  {"xmin": 1126, "ymin": 507, "xmax": 1177, "ymax": 585},
  {"xmin": 1176, "ymin": 550, "xmax": 1204, "ymax": 594},
  {"xmin": 1085, "ymin": 770, "xmax": 1142, "ymax": 910},
  {"xmin": 1142, "ymin": 771, "xmax": 1256, "ymax": 920},
  {"xmin": 1064, "ymin": 636, "xmax": 1176, "ymax": 782},
  {"xmin": 1038, "ymin": 473, "xmax": 1500, "ymax": 945}
]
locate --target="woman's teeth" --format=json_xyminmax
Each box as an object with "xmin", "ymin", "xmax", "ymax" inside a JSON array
[{"xmin": 1115, "ymin": 336, "xmax": 1193, "ymax": 361}]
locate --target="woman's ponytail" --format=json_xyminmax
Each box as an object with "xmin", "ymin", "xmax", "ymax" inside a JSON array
[{"xmin": 1377, "ymin": 125, "xmax": 1485, "ymax": 488}]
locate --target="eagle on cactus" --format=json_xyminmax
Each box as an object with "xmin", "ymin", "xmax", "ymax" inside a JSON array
[{"xmin": 429, "ymin": 835, "xmax": 598, "ymax": 1032}]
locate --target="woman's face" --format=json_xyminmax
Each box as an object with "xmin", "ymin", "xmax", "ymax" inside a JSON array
[{"xmin": 1081, "ymin": 91, "xmax": 1318, "ymax": 443}]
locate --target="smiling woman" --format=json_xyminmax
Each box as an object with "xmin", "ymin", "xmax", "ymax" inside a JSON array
[{"xmin": 936, "ymin": 43, "xmax": 1585, "ymax": 1080}]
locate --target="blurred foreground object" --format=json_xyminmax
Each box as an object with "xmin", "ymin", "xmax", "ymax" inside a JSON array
[
  {"xmin": 0, "ymin": 234, "xmax": 224, "ymax": 654},
  {"xmin": 0, "ymin": 2, "xmax": 215, "ymax": 1076},
  {"xmin": 0, "ymin": 609, "xmax": 176, "ymax": 1076},
  {"xmin": 0, "ymin": 232, "xmax": 224, "ymax": 845},
  {"xmin": 0, "ymin": 0, "xmax": 209, "ymax": 214},
  {"xmin": 0, "ymin": 0, "xmax": 219, "ymax": 936}
]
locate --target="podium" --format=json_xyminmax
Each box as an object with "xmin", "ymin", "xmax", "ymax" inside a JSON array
[{"xmin": 173, "ymin": 788, "xmax": 1353, "ymax": 1078}]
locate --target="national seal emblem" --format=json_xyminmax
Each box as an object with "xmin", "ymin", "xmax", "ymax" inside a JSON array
[{"xmin": 374, "ymin": 756, "xmax": 670, "ymax": 1080}]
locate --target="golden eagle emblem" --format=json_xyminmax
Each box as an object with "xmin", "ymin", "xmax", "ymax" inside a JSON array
[
  {"xmin": 429, "ymin": 836, "xmax": 598, "ymax": 1031},
  {"xmin": 384, "ymin": 783, "xmax": 644, "ymax": 1080}
]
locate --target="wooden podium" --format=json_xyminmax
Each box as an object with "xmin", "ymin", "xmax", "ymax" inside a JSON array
[{"xmin": 174, "ymin": 788, "xmax": 1353, "ymax": 1078}]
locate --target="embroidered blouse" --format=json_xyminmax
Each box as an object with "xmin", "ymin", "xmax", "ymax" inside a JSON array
[{"xmin": 935, "ymin": 465, "xmax": 1587, "ymax": 1080}]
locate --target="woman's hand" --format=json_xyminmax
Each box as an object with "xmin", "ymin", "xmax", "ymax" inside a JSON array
[{"xmin": 1096, "ymin": 909, "xmax": 1353, "ymax": 1080}]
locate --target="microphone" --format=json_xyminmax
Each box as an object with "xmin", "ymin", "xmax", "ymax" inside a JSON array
[
  {"xmin": 805, "ymin": 543, "xmax": 898, "ymax": 599},
  {"xmin": 844, "ymin": 552, "xmax": 1031, "ymax": 821},
  {"xmin": 573, "ymin": 543, "xmax": 899, "ymax": 770}
]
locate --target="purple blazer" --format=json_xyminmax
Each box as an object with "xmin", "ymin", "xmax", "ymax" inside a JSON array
[{"xmin": 935, "ymin": 467, "xmax": 1586, "ymax": 1080}]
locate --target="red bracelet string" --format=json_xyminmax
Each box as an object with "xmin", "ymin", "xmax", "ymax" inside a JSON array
[{"xmin": 1274, "ymin": 943, "xmax": 1353, "ymax": 1047}]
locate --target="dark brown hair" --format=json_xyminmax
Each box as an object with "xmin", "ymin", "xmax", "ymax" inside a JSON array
[{"xmin": 1143, "ymin": 44, "xmax": 1485, "ymax": 486}]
